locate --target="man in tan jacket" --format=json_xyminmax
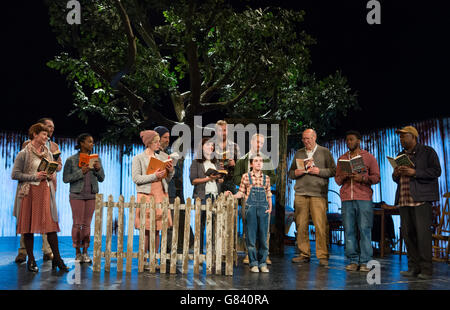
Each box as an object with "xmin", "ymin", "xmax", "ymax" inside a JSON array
[{"xmin": 15, "ymin": 118, "xmax": 62, "ymax": 263}]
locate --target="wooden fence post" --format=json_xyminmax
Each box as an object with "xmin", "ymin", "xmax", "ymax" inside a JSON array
[
  {"xmin": 170, "ymin": 197, "xmax": 180, "ymax": 274},
  {"xmin": 182, "ymin": 198, "xmax": 192, "ymax": 274},
  {"xmin": 225, "ymin": 196, "xmax": 234, "ymax": 276},
  {"xmin": 193, "ymin": 198, "xmax": 201, "ymax": 274},
  {"xmin": 93, "ymin": 193, "xmax": 104, "ymax": 272},
  {"xmin": 138, "ymin": 196, "xmax": 147, "ymax": 273},
  {"xmin": 160, "ymin": 197, "xmax": 169, "ymax": 273},
  {"xmin": 206, "ymin": 198, "xmax": 213, "ymax": 274},
  {"xmin": 126, "ymin": 196, "xmax": 135, "ymax": 273},
  {"xmin": 104, "ymin": 195, "xmax": 114, "ymax": 272},
  {"xmin": 215, "ymin": 196, "xmax": 223, "ymax": 275},
  {"xmin": 117, "ymin": 195, "xmax": 125, "ymax": 273},
  {"xmin": 148, "ymin": 196, "xmax": 156, "ymax": 273}
]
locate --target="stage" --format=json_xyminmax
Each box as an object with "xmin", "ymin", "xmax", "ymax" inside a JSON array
[{"xmin": 0, "ymin": 236, "xmax": 448, "ymax": 291}]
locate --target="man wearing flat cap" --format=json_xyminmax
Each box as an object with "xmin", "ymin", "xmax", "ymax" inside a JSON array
[{"xmin": 393, "ymin": 126, "xmax": 441, "ymax": 280}]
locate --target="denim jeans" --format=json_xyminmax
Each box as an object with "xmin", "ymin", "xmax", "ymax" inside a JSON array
[
  {"xmin": 342, "ymin": 200, "xmax": 374, "ymax": 264},
  {"xmin": 245, "ymin": 186, "xmax": 269, "ymax": 268}
]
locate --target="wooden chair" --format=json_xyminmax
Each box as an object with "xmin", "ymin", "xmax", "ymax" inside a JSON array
[{"xmin": 432, "ymin": 193, "xmax": 450, "ymax": 262}]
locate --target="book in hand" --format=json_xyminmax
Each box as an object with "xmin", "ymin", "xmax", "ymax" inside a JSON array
[
  {"xmin": 79, "ymin": 153, "xmax": 99, "ymax": 168},
  {"xmin": 52, "ymin": 150, "xmax": 61, "ymax": 161},
  {"xmin": 338, "ymin": 155, "xmax": 366, "ymax": 174},
  {"xmin": 296, "ymin": 157, "xmax": 314, "ymax": 172},
  {"xmin": 387, "ymin": 154, "xmax": 414, "ymax": 168},
  {"xmin": 204, "ymin": 168, "xmax": 228, "ymax": 177},
  {"xmin": 37, "ymin": 158, "xmax": 59, "ymax": 175},
  {"xmin": 146, "ymin": 156, "xmax": 172, "ymax": 177}
]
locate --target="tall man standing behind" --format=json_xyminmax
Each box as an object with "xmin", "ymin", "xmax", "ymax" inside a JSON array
[
  {"xmin": 215, "ymin": 120, "xmax": 240, "ymax": 194},
  {"xmin": 335, "ymin": 131, "xmax": 380, "ymax": 272},
  {"xmin": 393, "ymin": 126, "xmax": 441, "ymax": 280},
  {"xmin": 15, "ymin": 117, "xmax": 62, "ymax": 263},
  {"xmin": 288, "ymin": 129, "xmax": 336, "ymax": 266}
]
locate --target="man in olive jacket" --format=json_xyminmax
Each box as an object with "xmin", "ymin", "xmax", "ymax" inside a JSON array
[{"xmin": 393, "ymin": 126, "xmax": 441, "ymax": 280}]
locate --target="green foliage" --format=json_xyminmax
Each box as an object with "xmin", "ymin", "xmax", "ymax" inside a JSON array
[{"xmin": 44, "ymin": 0, "xmax": 358, "ymax": 145}]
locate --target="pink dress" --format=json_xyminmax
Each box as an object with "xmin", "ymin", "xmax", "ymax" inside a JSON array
[
  {"xmin": 135, "ymin": 181, "xmax": 172, "ymax": 231},
  {"xmin": 17, "ymin": 180, "xmax": 60, "ymax": 234}
]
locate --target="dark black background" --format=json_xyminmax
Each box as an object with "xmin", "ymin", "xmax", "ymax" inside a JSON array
[{"xmin": 3, "ymin": 1, "xmax": 449, "ymax": 139}]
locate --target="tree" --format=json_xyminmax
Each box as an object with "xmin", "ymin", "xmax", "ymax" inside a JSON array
[{"xmin": 45, "ymin": 0, "xmax": 357, "ymax": 145}]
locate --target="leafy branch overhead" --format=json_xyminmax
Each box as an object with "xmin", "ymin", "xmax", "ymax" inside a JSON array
[{"xmin": 45, "ymin": 0, "xmax": 357, "ymax": 144}]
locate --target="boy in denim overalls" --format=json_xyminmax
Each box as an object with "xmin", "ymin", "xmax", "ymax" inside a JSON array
[{"xmin": 227, "ymin": 154, "xmax": 272, "ymax": 273}]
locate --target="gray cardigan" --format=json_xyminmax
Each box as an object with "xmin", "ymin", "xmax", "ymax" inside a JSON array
[
  {"xmin": 62, "ymin": 153, "xmax": 105, "ymax": 194},
  {"xmin": 288, "ymin": 144, "xmax": 336, "ymax": 198},
  {"xmin": 12, "ymin": 149, "xmax": 58, "ymax": 222},
  {"xmin": 132, "ymin": 151, "xmax": 174, "ymax": 194},
  {"xmin": 190, "ymin": 159, "xmax": 223, "ymax": 200}
]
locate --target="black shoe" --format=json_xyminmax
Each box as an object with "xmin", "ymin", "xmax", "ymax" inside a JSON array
[
  {"xmin": 27, "ymin": 260, "xmax": 39, "ymax": 273},
  {"xmin": 292, "ymin": 256, "xmax": 310, "ymax": 263},
  {"xmin": 400, "ymin": 270, "xmax": 420, "ymax": 277},
  {"xmin": 52, "ymin": 258, "xmax": 69, "ymax": 272}
]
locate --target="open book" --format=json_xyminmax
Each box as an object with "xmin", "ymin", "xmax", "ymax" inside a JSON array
[
  {"xmin": 387, "ymin": 154, "xmax": 414, "ymax": 168},
  {"xmin": 79, "ymin": 153, "xmax": 99, "ymax": 168},
  {"xmin": 37, "ymin": 158, "xmax": 59, "ymax": 175},
  {"xmin": 338, "ymin": 155, "xmax": 366, "ymax": 174},
  {"xmin": 205, "ymin": 168, "xmax": 228, "ymax": 177},
  {"xmin": 146, "ymin": 156, "xmax": 172, "ymax": 177},
  {"xmin": 296, "ymin": 157, "xmax": 314, "ymax": 172}
]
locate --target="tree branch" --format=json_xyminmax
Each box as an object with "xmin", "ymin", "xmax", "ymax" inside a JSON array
[
  {"xmin": 185, "ymin": 1, "xmax": 201, "ymax": 117},
  {"xmin": 198, "ymin": 82, "xmax": 255, "ymax": 114},
  {"xmin": 111, "ymin": 0, "xmax": 137, "ymax": 87},
  {"xmin": 200, "ymin": 56, "xmax": 241, "ymax": 103}
]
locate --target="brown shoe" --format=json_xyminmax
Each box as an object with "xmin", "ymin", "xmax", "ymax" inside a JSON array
[
  {"xmin": 359, "ymin": 265, "xmax": 371, "ymax": 272},
  {"xmin": 43, "ymin": 253, "xmax": 54, "ymax": 261},
  {"xmin": 292, "ymin": 256, "xmax": 310, "ymax": 263},
  {"xmin": 243, "ymin": 255, "xmax": 249, "ymax": 264},
  {"xmin": 345, "ymin": 263, "xmax": 359, "ymax": 271},
  {"xmin": 15, "ymin": 253, "xmax": 27, "ymax": 264},
  {"xmin": 266, "ymin": 256, "xmax": 272, "ymax": 265},
  {"xmin": 319, "ymin": 259, "xmax": 329, "ymax": 266}
]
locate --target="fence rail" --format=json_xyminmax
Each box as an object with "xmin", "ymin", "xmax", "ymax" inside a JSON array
[{"xmin": 92, "ymin": 193, "xmax": 238, "ymax": 276}]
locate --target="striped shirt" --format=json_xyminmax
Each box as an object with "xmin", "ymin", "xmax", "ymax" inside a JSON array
[{"xmin": 238, "ymin": 171, "xmax": 272, "ymax": 201}]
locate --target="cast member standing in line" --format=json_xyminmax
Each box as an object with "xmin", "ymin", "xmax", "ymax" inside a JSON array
[
  {"xmin": 214, "ymin": 120, "xmax": 240, "ymax": 194},
  {"xmin": 12, "ymin": 123, "xmax": 68, "ymax": 272},
  {"xmin": 335, "ymin": 131, "xmax": 380, "ymax": 272},
  {"xmin": 154, "ymin": 126, "xmax": 188, "ymax": 252},
  {"xmin": 393, "ymin": 126, "xmax": 441, "ymax": 280},
  {"xmin": 132, "ymin": 130, "xmax": 174, "ymax": 270},
  {"xmin": 226, "ymin": 153, "xmax": 272, "ymax": 273},
  {"xmin": 15, "ymin": 117, "xmax": 61, "ymax": 263},
  {"xmin": 289, "ymin": 129, "xmax": 336, "ymax": 266},
  {"xmin": 233, "ymin": 133, "xmax": 276, "ymax": 265},
  {"xmin": 190, "ymin": 138, "xmax": 224, "ymax": 253},
  {"xmin": 63, "ymin": 133, "xmax": 105, "ymax": 263}
]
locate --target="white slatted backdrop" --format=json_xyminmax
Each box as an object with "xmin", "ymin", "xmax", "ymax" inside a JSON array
[{"xmin": 1, "ymin": 117, "xmax": 449, "ymax": 254}]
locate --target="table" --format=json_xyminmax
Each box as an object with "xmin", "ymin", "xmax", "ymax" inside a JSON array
[{"xmin": 373, "ymin": 206, "xmax": 402, "ymax": 258}]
